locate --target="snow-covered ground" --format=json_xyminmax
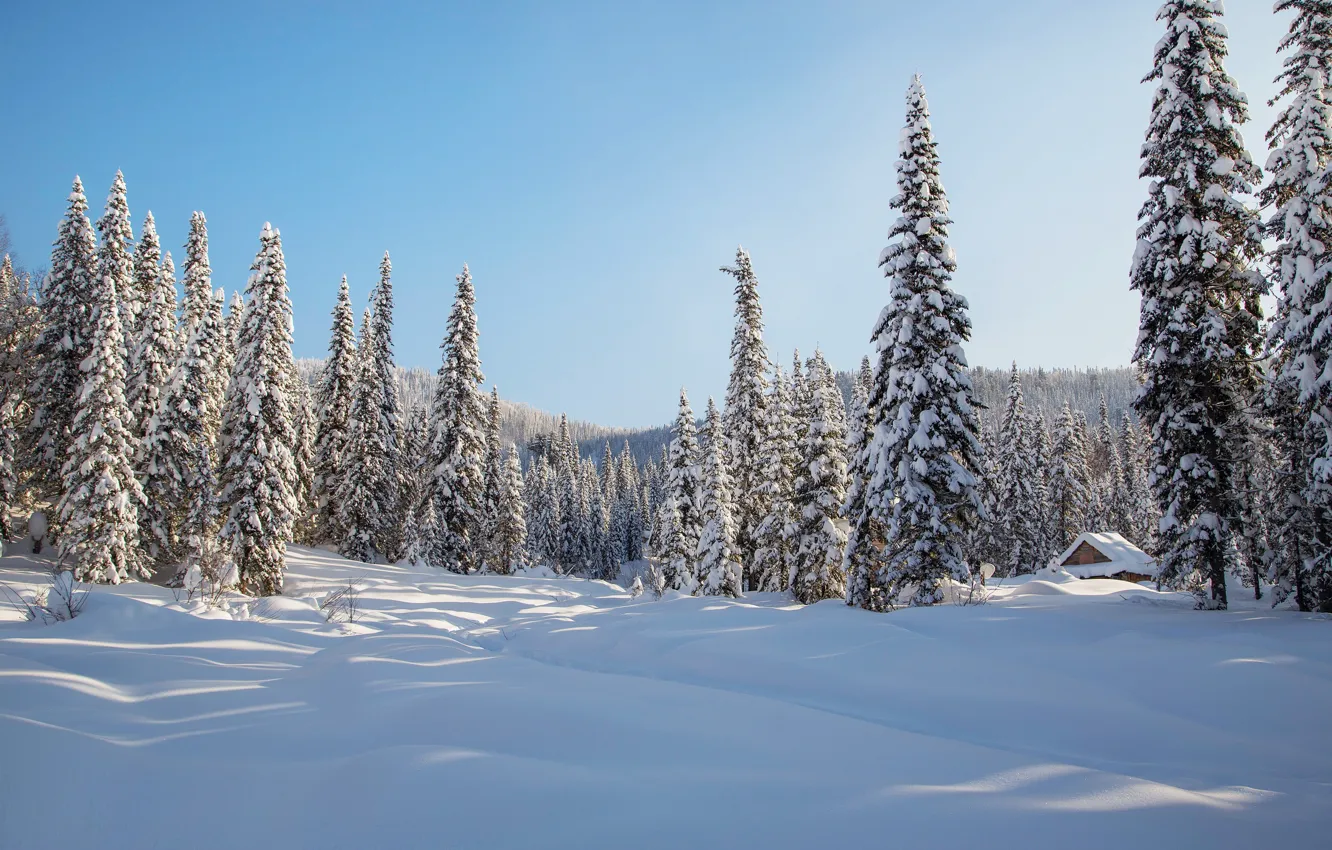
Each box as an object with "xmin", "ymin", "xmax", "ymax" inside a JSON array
[{"xmin": 1, "ymin": 547, "xmax": 1329, "ymax": 849}]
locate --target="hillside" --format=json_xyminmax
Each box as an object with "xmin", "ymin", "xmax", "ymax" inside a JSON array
[{"xmin": 298, "ymin": 359, "xmax": 1138, "ymax": 466}]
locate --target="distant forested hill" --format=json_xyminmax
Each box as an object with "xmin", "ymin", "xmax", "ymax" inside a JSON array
[{"xmin": 297, "ymin": 359, "xmax": 1138, "ymax": 468}]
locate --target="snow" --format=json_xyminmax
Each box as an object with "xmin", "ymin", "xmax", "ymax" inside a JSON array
[{"xmin": 1, "ymin": 545, "xmax": 1330, "ymax": 848}]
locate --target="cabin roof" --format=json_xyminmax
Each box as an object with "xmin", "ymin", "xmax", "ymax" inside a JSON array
[{"xmin": 1056, "ymin": 532, "xmax": 1158, "ymax": 579}]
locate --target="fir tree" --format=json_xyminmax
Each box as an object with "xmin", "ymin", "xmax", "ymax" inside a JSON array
[
  {"xmin": 339, "ymin": 307, "xmax": 381, "ymax": 562},
  {"xmin": 1027, "ymin": 408, "xmax": 1054, "ymax": 562},
  {"xmin": 843, "ymin": 358, "xmax": 880, "ymax": 608},
  {"xmin": 480, "ymin": 387, "xmax": 505, "ymax": 570},
  {"xmin": 993, "ymin": 363, "xmax": 1041, "ymax": 574},
  {"xmin": 720, "ymin": 246, "xmax": 770, "ymax": 587},
  {"xmin": 788, "ymin": 351, "xmax": 847, "ymax": 604},
  {"xmin": 366, "ymin": 253, "xmax": 403, "ymax": 557},
  {"xmin": 57, "ymin": 198, "xmax": 145, "ymax": 584},
  {"xmin": 180, "ymin": 211, "xmax": 213, "ymax": 334},
  {"xmin": 139, "ymin": 285, "xmax": 226, "ymax": 566},
  {"xmin": 291, "ymin": 378, "xmax": 317, "ymax": 545},
  {"xmin": 695, "ymin": 398, "xmax": 742, "ymax": 596},
  {"xmin": 127, "ymin": 246, "xmax": 179, "ymax": 451},
  {"xmin": 1119, "ymin": 411, "xmax": 1157, "ymax": 551},
  {"xmin": 861, "ymin": 76, "xmax": 984, "ymax": 607},
  {"xmin": 218, "ymin": 225, "xmax": 298, "ymax": 596},
  {"xmin": 178, "ymin": 436, "xmax": 220, "ymax": 580},
  {"xmin": 664, "ymin": 389, "xmax": 702, "ymax": 591},
  {"xmin": 97, "ymin": 172, "xmax": 136, "ymax": 366},
  {"xmin": 29, "ymin": 178, "xmax": 98, "ymax": 489},
  {"xmin": 493, "ymin": 443, "xmax": 528, "ymax": 575},
  {"xmin": 1263, "ymin": 0, "xmax": 1332, "ymax": 611},
  {"xmin": 1048, "ymin": 403, "xmax": 1091, "ymax": 549},
  {"xmin": 126, "ymin": 210, "xmax": 160, "ymax": 355},
  {"xmin": 427, "ymin": 265, "xmax": 486, "ymax": 572},
  {"xmin": 1132, "ymin": 0, "xmax": 1266, "ymax": 608},
  {"xmin": 751, "ymin": 363, "xmax": 797, "ymax": 593},
  {"xmin": 312, "ymin": 276, "xmax": 357, "ymax": 544},
  {"xmin": 526, "ymin": 455, "xmax": 560, "ymax": 567}
]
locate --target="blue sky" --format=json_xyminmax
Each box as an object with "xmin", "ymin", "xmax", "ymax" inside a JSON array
[{"xmin": 0, "ymin": 1, "xmax": 1287, "ymax": 427}]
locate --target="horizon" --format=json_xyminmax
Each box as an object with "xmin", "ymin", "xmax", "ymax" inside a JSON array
[{"xmin": 0, "ymin": 1, "xmax": 1285, "ymax": 428}]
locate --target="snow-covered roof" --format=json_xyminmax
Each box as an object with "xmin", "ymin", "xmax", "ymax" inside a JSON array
[{"xmin": 1055, "ymin": 532, "xmax": 1158, "ymax": 579}]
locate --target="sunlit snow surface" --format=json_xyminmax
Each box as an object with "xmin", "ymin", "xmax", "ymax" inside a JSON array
[{"xmin": 1, "ymin": 546, "xmax": 1329, "ymax": 849}]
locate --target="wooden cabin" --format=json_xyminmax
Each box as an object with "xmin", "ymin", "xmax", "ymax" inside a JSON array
[{"xmin": 1055, "ymin": 532, "xmax": 1157, "ymax": 584}]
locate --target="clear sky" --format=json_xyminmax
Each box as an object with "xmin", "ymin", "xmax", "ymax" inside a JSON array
[{"xmin": 0, "ymin": 1, "xmax": 1288, "ymax": 428}]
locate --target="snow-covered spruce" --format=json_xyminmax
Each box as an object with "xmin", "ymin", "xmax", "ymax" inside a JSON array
[
  {"xmin": 57, "ymin": 186, "xmax": 146, "ymax": 584},
  {"xmin": 137, "ymin": 284, "xmax": 227, "ymax": 566},
  {"xmin": 217, "ymin": 224, "xmax": 299, "ymax": 596},
  {"xmin": 97, "ymin": 172, "xmax": 136, "ymax": 366},
  {"xmin": 127, "ymin": 241, "xmax": 179, "ymax": 458},
  {"xmin": 664, "ymin": 389, "xmax": 702, "ymax": 591},
  {"xmin": 695, "ymin": 398, "xmax": 741, "ymax": 597},
  {"xmin": 290, "ymin": 376, "xmax": 317, "ymax": 545},
  {"xmin": 480, "ymin": 387, "xmax": 504, "ymax": 571},
  {"xmin": 339, "ymin": 255, "xmax": 403, "ymax": 561},
  {"xmin": 180, "ymin": 211, "xmax": 214, "ymax": 334},
  {"xmin": 1132, "ymin": 0, "xmax": 1266, "ymax": 608},
  {"xmin": 843, "ymin": 357, "xmax": 880, "ymax": 609},
  {"xmin": 426, "ymin": 264, "xmax": 487, "ymax": 573},
  {"xmin": 125, "ymin": 211, "xmax": 163, "ymax": 409},
  {"xmin": 29, "ymin": 178, "xmax": 98, "ymax": 489},
  {"xmin": 339, "ymin": 307, "xmax": 380, "ymax": 562},
  {"xmin": 788, "ymin": 351, "xmax": 847, "ymax": 604},
  {"xmin": 860, "ymin": 76, "xmax": 984, "ymax": 608},
  {"xmin": 1262, "ymin": 0, "xmax": 1332, "ymax": 611},
  {"xmin": 491, "ymin": 443, "xmax": 528, "ymax": 575},
  {"xmin": 992, "ymin": 363, "xmax": 1041, "ymax": 575},
  {"xmin": 312, "ymin": 276, "xmax": 357, "ymax": 545},
  {"xmin": 1048, "ymin": 402, "xmax": 1091, "ymax": 551},
  {"xmin": 720, "ymin": 246, "xmax": 770, "ymax": 588},
  {"xmin": 751, "ymin": 362, "xmax": 796, "ymax": 593},
  {"xmin": 525, "ymin": 455, "xmax": 560, "ymax": 568}
]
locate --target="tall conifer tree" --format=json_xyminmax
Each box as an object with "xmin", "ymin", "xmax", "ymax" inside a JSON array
[
  {"xmin": 1132, "ymin": 0, "xmax": 1266, "ymax": 608},
  {"xmin": 218, "ymin": 225, "xmax": 298, "ymax": 595},
  {"xmin": 862, "ymin": 77, "xmax": 984, "ymax": 607}
]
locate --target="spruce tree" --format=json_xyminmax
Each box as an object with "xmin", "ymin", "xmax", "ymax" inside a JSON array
[
  {"xmin": 752, "ymin": 363, "xmax": 796, "ymax": 593},
  {"xmin": 1119, "ymin": 411, "xmax": 1157, "ymax": 551},
  {"xmin": 994, "ymin": 363, "xmax": 1040, "ymax": 574},
  {"xmin": 664, "ymin": 389, "xmax": 702, "ymax": 591},
  {"xmin": 695, "ymin": 398, "xmax": 742, "ymax": 596},
  {"xmin": 127, "ymin": 245, "xmax": 179, "ymax": 451},
  {"xmin": 139, "ymin": 285, "xmax": 226, "ymax": 565},
  {"xmin": 1262, "ymin": 0, "xmax": 1332, "ymax": 610},
  {"xmin": 862, "ymin": 76, "xmax": 984, "ymax": 607},
  {"xmin": 493, "ymin": 443, "xmax": 528, "ymax": 575},
  {"xmin": 720, "ymin": 246, "xmax": 770, "ymax": 587},
  {"xmin": 312, "ymin": 276, "xmax": 358, "ymax": 544},
  {"xmin": 1132, "ymin": 0, "xmax": 1266, "ymax": 608},
  {"xmin": 526, "ymin": 455, "xmax": 560, "ymax": 567},
  {"xmin": 291, "ymin": 378, "xmax": 318, "ymax": 546},
  {"xmin": 1027, "ymin": 408, "xmax": 1054, "ymax": 563},
  {"xmin": 339, "ymin": 307, "xmax": 381, "ymax": 562},
  {"xmin": 178, "ymin": 436, "xmax": 220, "ymax": 580},
  {"xmin": 97, "ymin": 172, "xmax": 136, "ymax": 367},
  {"xmin": 57, "ymin": 201, "xmax": 145, "ymax": 584},
  {"xmin": 218, "ymin": 225, "xmax": 298, "ymax": 596},
  {"xmin": 843, "ymin": 359, "xmax": 880, "ymax": 608},
  {"xmin": 480, "ymin": 387, "xmax": 504, "ymax": 570},
  {"xmin": 29, "ymin": 178, "xmax": 98, "ymax": 489},
  {"xmin": 126, "ymin": 210, "xmax": 160, "ymax": 355},
  {"xmin": 180, "ymin": 211, "xmax": 213, "ymax": 334},
  {"xmin": 365, "ymin": 252, "xmax": 403, "ymax": 557},
  {"xmin": 1048, "ymin": 403, "xmax": 1091, "ymax": 550},
  {"xmin": 427, "ymin": 264, "xmax": 486, "ymax": 573},
  {"xmin": 789, "ymin": 351, "xmax": 847, "ymax": 603}
]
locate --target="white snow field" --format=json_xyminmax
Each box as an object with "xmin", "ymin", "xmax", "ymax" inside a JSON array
[{"xmin": 1, "ymin": 548, "xmax": 1329, "ymax": 849}]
